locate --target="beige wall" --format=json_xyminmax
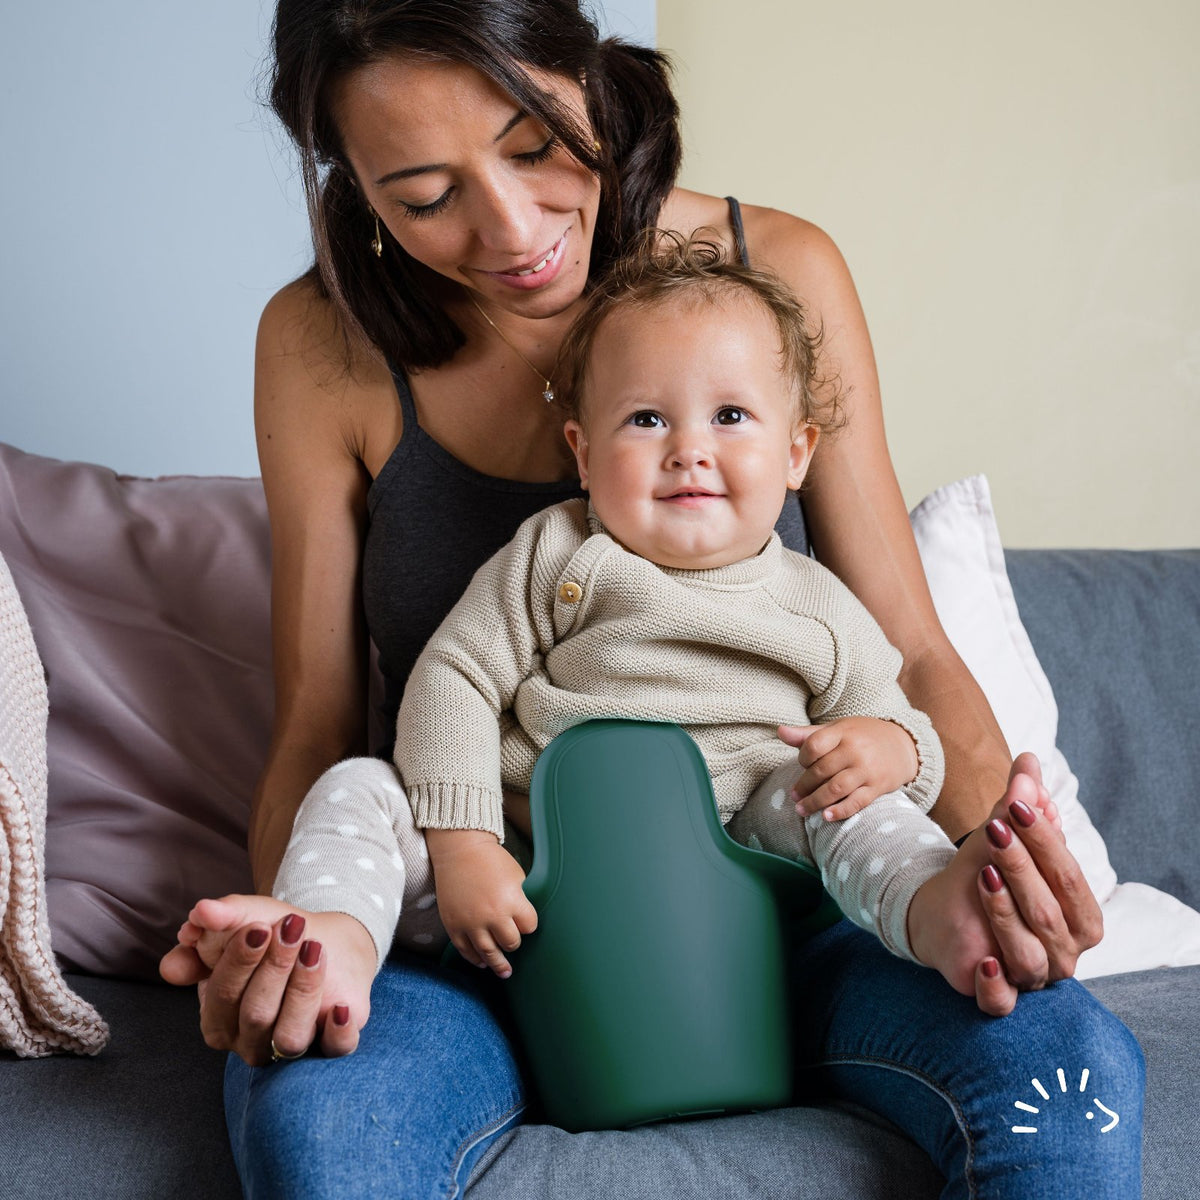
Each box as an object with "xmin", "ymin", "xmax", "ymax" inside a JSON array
[{"xmin": 659, "ymin": 0, "xmax": 1199, "ymax": 547}]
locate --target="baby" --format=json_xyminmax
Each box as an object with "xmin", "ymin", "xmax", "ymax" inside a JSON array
[{"xmin": 169, "ymin": 237, "xmax": 1054, "ymax": 1038}]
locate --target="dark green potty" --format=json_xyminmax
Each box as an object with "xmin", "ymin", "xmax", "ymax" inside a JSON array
[{"xmin": 505, "ymin": 719, "xmax": 841, "ymax": 1133}]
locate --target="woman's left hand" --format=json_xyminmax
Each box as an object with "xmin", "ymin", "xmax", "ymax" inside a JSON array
[
  {"xmin": 974, "ymin": 751, "xmax": 1103, "ymax": 987},
  {"xmin": 908, "ymin": 751, "xmax": 1102, "ymax": 1014}
]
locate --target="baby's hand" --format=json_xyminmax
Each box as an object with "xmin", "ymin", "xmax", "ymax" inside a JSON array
[
  {"xmin": 781, "ymin": 718, "xmax": 919, "ymax": 821},
  {"xmin": 425, "ymin": 829, "xmax": 538, "ymax": 979}
]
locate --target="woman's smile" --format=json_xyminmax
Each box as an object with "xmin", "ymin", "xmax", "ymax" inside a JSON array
[{"xmin": 475, "ymin": 226, "xmax": 571, "ymax": 291}]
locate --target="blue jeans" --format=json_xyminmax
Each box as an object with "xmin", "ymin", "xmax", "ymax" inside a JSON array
[
  {"xmin": 790, "ymin": 921, "xmax": 1144, "ymax": 1199},
  {"xmin": 223, "ymin": 952, "xmax": 524, "ymax": 1199},
  {"xmin": 224, "ymin": 927, "xmax": 1144, "ymax": 1199}
]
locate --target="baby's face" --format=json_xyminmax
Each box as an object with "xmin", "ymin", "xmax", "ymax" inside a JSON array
[{"xmin": 564, "ymin": 292, "xmax": 816, "ymax": 570}]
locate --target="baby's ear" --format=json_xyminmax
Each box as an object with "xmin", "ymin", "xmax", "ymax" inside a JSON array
[
  {"xmin": 563, "ymin": 420, "xmax": 591, "ymax": 489},
  {"xmin": 787, "ymin": 423, "xmax": 820, "ymax": 490}
]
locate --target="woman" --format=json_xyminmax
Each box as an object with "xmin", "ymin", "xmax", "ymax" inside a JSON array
[{"xmin": 164, "ymin": 2, "xmax": 1141, "ymax": 1196}]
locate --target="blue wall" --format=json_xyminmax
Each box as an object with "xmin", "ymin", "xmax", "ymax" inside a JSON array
[{"xmin": 0, "ymin": 1, "xmax": 654, "ymax": 478}]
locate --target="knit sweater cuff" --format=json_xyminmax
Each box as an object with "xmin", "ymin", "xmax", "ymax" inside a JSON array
[
  {"xmin": 408, "ymin": 783, "xmax": 506, "ymax": 843},
  {"xmin": 886, "ymin": 717, "xmax": 945, "ymax": 813}
]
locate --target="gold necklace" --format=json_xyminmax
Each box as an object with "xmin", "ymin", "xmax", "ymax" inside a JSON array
[{"xmin": 467, "ymin": 295, "xmax": 557, "ymax": 404}]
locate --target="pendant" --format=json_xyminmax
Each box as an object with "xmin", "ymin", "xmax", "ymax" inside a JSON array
[{"xmin": 543, "ymin": 384, "xmax": 555, "ymax": 404}]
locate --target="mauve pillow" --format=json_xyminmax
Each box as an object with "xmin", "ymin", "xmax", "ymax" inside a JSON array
[{"xmin": 0, "ymin": 443, "xmax": 269, "ymax": 979}]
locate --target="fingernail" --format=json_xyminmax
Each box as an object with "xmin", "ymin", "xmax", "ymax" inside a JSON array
[
  {"xmin": 299, "ymin": 939, "xmax": 322, "ymax": 968},
  {"xmin": 986, "ymin": 819, "xmax": 1013, "ymax": 849},
  {"xmin": 982, "ymin": 957, "xmax": 1001, "ymax": 979},
  {"xmin": 333, "ymin": 1005, "xmax": 350, "ymax": 1027},
  {"xmin": 1009, "ymin": 800, "xmax": 1036, "ymax": 828},
  {"xmin": 281, "ymin": 914, "xmax": 306, "ymax": 945},
  {"xmin": 246, "ymin": 927, "xmax": 269, "ymax": 950},
  {"xmin": 982, "ymin": 865, "xmax": 1004, "ymax": 893}
]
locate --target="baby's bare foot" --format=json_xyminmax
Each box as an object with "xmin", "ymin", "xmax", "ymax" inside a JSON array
[{"xmin": 184, "ymin": 895, "xmax": 297, "ymax": 971}]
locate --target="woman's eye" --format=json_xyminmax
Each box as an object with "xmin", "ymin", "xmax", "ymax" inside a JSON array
[
  {"xmin": 630, "ymin": 411, "xmax": 664, "ymax": 428},
  {"xmin": 715, "ymin": 407, "xmax": 750, "ymax": 425},
  {"xmin": 399, "ymin": 189, "xmax": 453, "ymax": 220},
  {"xmin": 516, "ymin": 136, "xmax": 558, "ymax": 165}
]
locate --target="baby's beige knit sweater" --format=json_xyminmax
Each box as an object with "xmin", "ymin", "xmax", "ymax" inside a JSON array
[
  {"xmin": 275, "ymin": 499, "xmax": 957, "ymax": 966},
  {"xmin": 398, "ymin": 499, "xmax": 943, "ymax": 840}
]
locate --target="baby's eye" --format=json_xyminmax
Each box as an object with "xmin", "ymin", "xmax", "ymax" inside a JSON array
[
  {"xmin": 629, "ymin": 411, "xmax": 665, "ymax": 428},
  {"xmin": 715, "ymin": 407, "xmax": 750, "ymax": 425}
]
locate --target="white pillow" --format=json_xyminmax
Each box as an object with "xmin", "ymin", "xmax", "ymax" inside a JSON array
[{"xmin": 908, "ymin": 474, "xmax": 1200, "ymax": 978}]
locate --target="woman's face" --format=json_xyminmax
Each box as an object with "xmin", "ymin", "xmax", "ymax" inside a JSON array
[{"xmin": 332, "ymin": 55, "xmax": 601, "ymax": 319}]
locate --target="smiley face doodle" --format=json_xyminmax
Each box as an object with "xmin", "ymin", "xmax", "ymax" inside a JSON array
[{"xmin": 1010, "ymin": 1067, "xmax": 1120, "ymax": 1134}]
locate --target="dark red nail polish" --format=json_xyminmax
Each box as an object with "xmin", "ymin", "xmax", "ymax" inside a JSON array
[
  {"xmin": 982, "ymin": 865, "xmax": 1004, "ymax": 893},
  {"xmin": 281, "ymin": 914, "xmax": 306, "ymax": 945},
  {"xmin": 981, "ymin": 957, "xmax": 1001, "ymax": 979},
  {"xmin": 1009, "ymin": 799, "xmax": 1036, "ymax": 828},
  {"xmin": 246, "ymin": 927, "xmax": 269, "ymax": 950},
  {"xmin": 333, "ymin": 1005, "xmax": 350, "ymax": 1027},
  {"xmin": 299, "ymin": 940, "xmax": 322, "ymax": 968},
  {"xmin": 986, "ymin": 819, "xmax": 1013, "ymax": 849}
]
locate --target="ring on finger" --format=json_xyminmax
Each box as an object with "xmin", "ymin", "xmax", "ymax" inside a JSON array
[{"xmin": 269, "ymin": 1036, "xmax": 308, "ymax": 1064}]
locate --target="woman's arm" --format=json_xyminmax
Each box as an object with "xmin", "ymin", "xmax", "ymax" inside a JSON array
[
  {"xmin": 747, "ymin": 207, "xmax": 1010, "ymax": 841},
  {"xmin": 738, "ymin": 204, "xmax": 1101, "ymax": 981},
  {"xmin": 163, "ymin": 282, "xmax": 395, "ymax": 1065},
  {"xmin": 248, "ymin": 280, "xmax": 378, "ymax": 891}
]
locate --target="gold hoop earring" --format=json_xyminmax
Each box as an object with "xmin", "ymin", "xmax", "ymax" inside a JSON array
[{"xmin": 370, "ymin": 211, "xmax": 383, "ymax": 258}]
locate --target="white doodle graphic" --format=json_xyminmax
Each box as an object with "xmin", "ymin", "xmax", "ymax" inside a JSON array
[{"xmin": 1009, "ymin": 1067, "xmax": 1120, "ymax": 1134}]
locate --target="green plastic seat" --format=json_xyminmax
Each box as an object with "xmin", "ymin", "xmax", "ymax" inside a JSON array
[{"xmin": 505, "ymin": 719, "xmax": 842, "ymax": 1132}]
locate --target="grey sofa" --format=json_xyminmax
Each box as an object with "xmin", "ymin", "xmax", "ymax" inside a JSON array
[{"xmin": 4, "ymin": 547, "xmax": 1199, "ymax": 1198}]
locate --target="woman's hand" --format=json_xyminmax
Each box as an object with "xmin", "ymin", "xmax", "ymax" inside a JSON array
[
  {"xmin": 160, "ymin": 896, "xmax": 378, "ymax": 1066},
  {"xmin": 908, "ymin": 752, "xmax": 1101, "ymax": 1015},
  {"xmin": 974, "ymin": 752, "xmax": 1099, "ymax": 984}
]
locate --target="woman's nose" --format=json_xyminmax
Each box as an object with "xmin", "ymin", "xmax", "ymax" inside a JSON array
[{"xmin": 469, "ymin": 175, "xmax": 538, "ymax": 256}]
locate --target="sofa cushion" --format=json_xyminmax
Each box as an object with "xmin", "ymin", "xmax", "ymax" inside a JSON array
[
  {"xmin": 1007, "ymin": 548, "xmax": 1200, "ymax": 912},
  {"xmin": 0, "ymin": 444, "xmax": 268, "ymax": 979},
  {"xmin": 0, "ymin": 974, "xmax": 242, "ymax": 1199}
]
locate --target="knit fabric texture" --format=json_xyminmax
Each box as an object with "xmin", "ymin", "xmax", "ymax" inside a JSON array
[
  {"xmin": 398, "ymin": 499, "xmax": 944, "ymax": 842},
  {"xmin": 0, "ymin": 552, "xmax": 109, "ymax": 1056}
]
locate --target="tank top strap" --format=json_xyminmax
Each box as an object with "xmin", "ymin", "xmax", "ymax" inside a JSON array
[
  {"xmin": 725, "ymin": 196, "xmax": 751, "ymax": 268},
  {"xmin": 390, "ymin": 365, "xmax": 421, "ymax": 433}
]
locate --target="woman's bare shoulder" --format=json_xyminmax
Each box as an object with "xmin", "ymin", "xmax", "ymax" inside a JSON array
[
  {"xmin": 255, "ymin": 277, "xmax": 402, "ymax": 475},
  {"xmin": 659, "ymin": 189, "xmax": 849, "ymax": 291},
  {"xmin": 737, "ymin": 204, "xmax": 852, "ymax": 293},
  {"xmin": 257, "ymin": 276, "xmax": 391, "ymax": 400}
]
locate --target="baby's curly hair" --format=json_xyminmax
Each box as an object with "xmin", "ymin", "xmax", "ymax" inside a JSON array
[{"xmin": 555, "ymin": 230, "xmax": 843, "ymax": 433}]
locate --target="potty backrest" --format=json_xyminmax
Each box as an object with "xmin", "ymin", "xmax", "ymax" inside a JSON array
[{"xmin": 506, "ymin": 719, "xmax": 835, "ymax": 1132}]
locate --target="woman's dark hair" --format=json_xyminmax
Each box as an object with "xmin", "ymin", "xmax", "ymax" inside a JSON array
[
  {"xmin": 556, "ymin": 231, "xmax": 844, "ymax": 435},
  {"xmin": 268, "ymin": 0, "xmax": 681, "ymax": 372}
]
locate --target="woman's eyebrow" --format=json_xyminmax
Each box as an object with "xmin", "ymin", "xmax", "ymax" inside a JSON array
[{"xmin": 373, "ymin": 111, "xmax": 529, "ymax": 187}]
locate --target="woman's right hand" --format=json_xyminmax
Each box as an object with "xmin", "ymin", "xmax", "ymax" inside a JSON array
[{"xmin": 160, "ymin": 898, "xmax": 378, "ymax": 1066}]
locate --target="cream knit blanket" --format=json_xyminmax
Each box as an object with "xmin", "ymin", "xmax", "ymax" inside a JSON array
[{"xmin": 0, "ymin": 552, "xmax": 108, "ymax": 1057}]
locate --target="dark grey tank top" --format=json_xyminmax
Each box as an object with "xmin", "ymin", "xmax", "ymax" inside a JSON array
[{"xmin": 362, "ymin": 197, "xmax": 810, "ymax": 748}]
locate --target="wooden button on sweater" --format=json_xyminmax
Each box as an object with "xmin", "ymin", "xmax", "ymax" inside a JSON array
[{"xmin": 558, "ymin": 582, "xmax": 583, "ymax": 604}]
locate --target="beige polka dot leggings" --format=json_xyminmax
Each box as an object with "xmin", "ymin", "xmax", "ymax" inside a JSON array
[{"xmin": 273, "ymin": 756, "xmax": 957, "ymax": 971}]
